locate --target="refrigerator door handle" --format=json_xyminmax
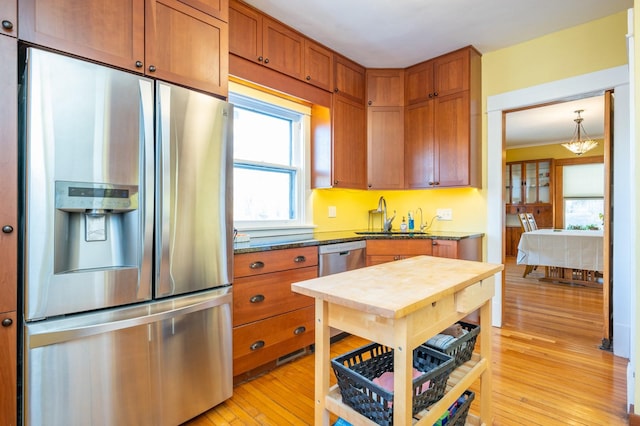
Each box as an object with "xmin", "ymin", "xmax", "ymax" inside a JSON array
[
  {"xmin": 156, "ymin": 83, "xmax": 174, "ymax": 296},
  {"xmin": 139, "ymin": 79, "xmax": 155, "ymax": 292},
  {"xmin": 28, "ymin": 292, "xmax": 232, "ymax": 349}
]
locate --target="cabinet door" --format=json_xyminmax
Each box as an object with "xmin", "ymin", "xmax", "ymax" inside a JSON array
[
  {"xmin": 433, "ymin": 48, "xmax": 470, "ymax": 97},
  {"xmin": 178, "ymin": 0, "xmax": 227, "ymax": 21},
  {"xmin": 537, "ymin": 160, "xmax": 552, "ymax": 203},
  {"xmin": 0, "ymin": 1, "xmax": 16, "ymax": 37},
  {"xmin": 0, "ymin": 35, "xmax": 16, "ymax": 315},
  {"xmin": 146, "ymin": 0, "xmax": 228, "ymax": 97},
  {"xmin": 367, "ymin": 106, "xmax": 404, "ymax": 189},
  {"xmin": 405, "ymin": 60, "xmax": 434, "ymax": 105},
  {"xmin": 434, "ymin": 91, "xmax": 470, "ymax": 187},
  {"xmin": 303, "ymin": 39, "xmax": 332, "ymax": 91},
  {"xmin": 261, "ymin": 17, "xmax": 303, "ymax": 80},
  {"xmin": 0, "ymin": 311, "xmax": 17, "ymax": 426},
  {"xmin": 333, "ymin": 54, "xmax": 365, "ymax": 103},
  {"xmin": 431, "ymin": 239, "xmax": 457, "ymax": 259},
  {"xmin": 228, "ymin": 0, "xmax": 262, "ymax": 62},
  {"xmin": 19, "ymin": 0, "xmax": 145, "ymax": 72},
  {"xmin": 405, "ymin": 101, "xmax": 435, "ymax": 189},
  {"xmin": 332, "ymin": 95, "xmax": 366, "ymax": 189},
  {"xmin": 524, "ymin": 161, "xmax": 538, "ymax": 204},
  {"xmin": 366, "ymin": 69, "xmax": 404, "ymax": 106}
]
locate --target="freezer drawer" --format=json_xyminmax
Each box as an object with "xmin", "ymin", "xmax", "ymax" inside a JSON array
[{"xmin": 24, "ymin": 288, "xmax": 232, "ymax": 426}]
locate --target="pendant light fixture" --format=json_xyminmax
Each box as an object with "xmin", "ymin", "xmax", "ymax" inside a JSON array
[{"xmin": 561, "ymin": 109, "xmax": 598, "ymax": 155}]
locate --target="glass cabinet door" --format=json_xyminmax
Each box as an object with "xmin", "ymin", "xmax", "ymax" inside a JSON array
[
  {"xmin": 524, "ymin": 162, "xmax": 537, "ymax": 203},
  {"xmin": 537, "ymin": 160, "xmax": 551, "ymax": 203},
  {"xmin": 511, "ymin": 163, "xmax": 522, "ymax": 204}
]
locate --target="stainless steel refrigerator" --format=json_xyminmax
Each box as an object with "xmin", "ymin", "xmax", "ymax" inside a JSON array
[{"xmin": 20, "ymin": 47, "xmax": 233, "ymax": 426}]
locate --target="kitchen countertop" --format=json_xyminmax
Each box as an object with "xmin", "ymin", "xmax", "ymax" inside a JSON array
[{"xmin": 233, "ymin": 229, "xmax": 484, "ymax": 254}]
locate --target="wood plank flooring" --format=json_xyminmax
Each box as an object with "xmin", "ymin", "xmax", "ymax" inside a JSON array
[{"xmin": 184, "ymin": 257, "xmax": 628, "ymax": 425}]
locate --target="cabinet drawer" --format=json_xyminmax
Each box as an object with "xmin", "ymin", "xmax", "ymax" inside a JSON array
[
  {"xmin": 234, "ymin": 246, "xmax": 318, "ymax": 278},
  {"xmin": 366, "ymin": 239, "xmax": 432, "ymax": 256},
  {"xmin": 233, "ymin": 266, "xmax": 316, "ymax": 326},
  {"xmin": 233, "ymin": 306, "xmax": 314, "ymax": 376}
]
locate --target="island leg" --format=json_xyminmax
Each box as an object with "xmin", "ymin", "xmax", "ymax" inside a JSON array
[
  {"xmin": 315, "ymin": 298, "xmax": 331, "ymax": 426},
  {"xmin": 479, "ymin": 286, "xmax": 493, "ymax": 425}
]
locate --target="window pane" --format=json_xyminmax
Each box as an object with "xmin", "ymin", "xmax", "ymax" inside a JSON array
[
  {"xmin": 233, "ymin": 107, "xmax": 292, "ymax": 165},
  {"xmin": 234, "ymin": 167, "xmax": 294, "ymax": 221},
  {"xmin": 564, "ymin": 199, "xmax": 604, "ymax": 230}
]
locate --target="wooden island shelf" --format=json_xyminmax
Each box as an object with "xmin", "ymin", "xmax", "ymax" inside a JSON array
[{"xmin": 292, "ymin": 255, "xmax": 503, "ymax": 425}]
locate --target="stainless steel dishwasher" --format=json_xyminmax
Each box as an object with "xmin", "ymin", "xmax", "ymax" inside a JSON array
[{"xmin": 318, "ymin": 240, "xmax": 366, "ymax": 339}]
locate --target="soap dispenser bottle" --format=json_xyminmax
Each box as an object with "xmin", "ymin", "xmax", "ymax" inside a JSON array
[
  {"xmin": 400, "ymin": 216, "xmax": 407, "ymax": 232},
  {"xmin": 408, "ymin": 212, "xmax": 415, "ymax": 231}
]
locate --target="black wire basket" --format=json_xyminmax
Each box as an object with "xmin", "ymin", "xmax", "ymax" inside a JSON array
[
  {"xmin": 424, "ymin": 322, "xmax": 480, "ymax": 368},
  {"xmin": 331, "ymin": 342, "xmax": 454, "ymax": 426}
]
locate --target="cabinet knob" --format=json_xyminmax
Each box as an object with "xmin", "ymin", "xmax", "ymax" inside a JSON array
[
  {"xmin": 306, "ymin": 75, "xmax": 311, "ymax": 81},
  {"xmin": 2, "ymin": 225, "xmax": 13, "ymax": 233},
  {"xmin": 333, "ymin": 88, "xmax": 339, "ymax": 93},
  {"xmin": 250, "ymin": 340, "xmax": 265, "ymax": 351},
  {"xmin": 258, "ymin": 56, "xmax": 263, "ymax": 62},
  {"xmin": 249, "ymin": 294, "xmax": 265, "ymax": 303},
  {"xmin": 135, "ymin": 60, "xmax": 143, "ymax": 68},
  {"xmin": 433, "ymin": 91, "xmax": 438, "ymax": 97},
  {"xmin": 2, "ymin": 20, "xmax": 13, "ymax": 30},
  {"xmin": 368, "ymin": 184, "xmax": 372, "ymax": 188},
  {"xmin": 368, "ymin": 100, "xmax": 372, "ymax": 106},
  {"xmin": 148, "ymin": 65, "xmax": 156, "ymax": 72},
  {"xmin": 293, "ymin": 326, "xmax": 306, "ymax": 335},
  {"xmin": 333, "ymin": 180, "xmax": 338, "ymax": 185},
  {"xmin": 293, "ymin": 256, "xmax": 306, "ymax": 263},
  {"xmin": 1, "ymin": 318, "xmax": 12, "ymax": 327},
  {"xmin": 264, "ymin": 58, "xmax": 269, "ymax": 64},
  {"xmin": 428, "ymin": 181, "xmax": 434, "ymax": 186},
  {"xmin": 249, "ymin": 261, "xmax": 265, "ymax": 269}
]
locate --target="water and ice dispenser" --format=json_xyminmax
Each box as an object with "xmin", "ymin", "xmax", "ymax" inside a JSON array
[{"xmin": 53, "ymin": 181, "xmax": 139, "ymax": 274}]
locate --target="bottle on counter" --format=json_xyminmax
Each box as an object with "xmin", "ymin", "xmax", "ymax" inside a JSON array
[
  {"xmin": 408, "ymin": 211, "xmax": 415, "ymax": 231},
  {"xmin": 400, "ymin": 216, "xmax": 407, "ymax": 232}
]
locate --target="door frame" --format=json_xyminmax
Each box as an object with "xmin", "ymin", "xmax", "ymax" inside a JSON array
[{"xmin": 486, "ymin": 65, "xmax": 631, "ymax": 358}]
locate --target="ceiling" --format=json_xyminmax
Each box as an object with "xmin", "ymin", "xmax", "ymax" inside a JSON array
[{"xmin": 241, "ymin": 0, "xmax": 630, "ymax": 147}]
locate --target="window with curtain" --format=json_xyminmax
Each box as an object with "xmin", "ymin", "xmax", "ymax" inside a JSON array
[{"xmin": 563, "ymin": 163, "xmax": 604, "ymax": 230}]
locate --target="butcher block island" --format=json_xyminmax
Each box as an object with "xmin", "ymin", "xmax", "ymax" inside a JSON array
[{"xmin": 291, "ymin": 255, "xmax": 503, "ymax": 426}]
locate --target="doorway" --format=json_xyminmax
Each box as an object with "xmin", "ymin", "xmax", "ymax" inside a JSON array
[{"xmin": 486, "ymin": 65, "xmax": 631, "ymax": 359}]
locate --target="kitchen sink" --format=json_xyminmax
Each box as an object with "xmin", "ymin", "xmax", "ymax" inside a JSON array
[{"xmin": 354, "ymin": 231, "xmax": 430, "ymax": 235}]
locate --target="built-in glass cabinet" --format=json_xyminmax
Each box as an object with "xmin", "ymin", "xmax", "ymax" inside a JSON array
[{"xmin": 505, "ymin": 159, "xmax": 552, "ymax": 205}]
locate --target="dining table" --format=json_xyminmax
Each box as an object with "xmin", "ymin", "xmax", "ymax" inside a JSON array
[{"xmin": 517, "ymin": 229, "xmax": 604, "ymax": 286}]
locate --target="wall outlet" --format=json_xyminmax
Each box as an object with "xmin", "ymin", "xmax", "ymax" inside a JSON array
[
  {"xmin": 436, "ymin": 208, "xmax": 452, "ymax": 221},
  {"xmin": 328, "ymin": 206, "xmax": 337, "ymax": 218}
]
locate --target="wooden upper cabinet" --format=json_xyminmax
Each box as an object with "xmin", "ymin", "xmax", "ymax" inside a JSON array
[
  {"xmin": 19, "ymin": 0, "xmax": 228, "ymax": 96},
  {"xmin": 0, "ymin": 0, "xmax": 17, "ymax": 37},
  {"xmin": 333, "ymin": 53, "xmax": 365, "ymax": 104},
  {"xmin": 146, "ymin": 0, "xmax": 228, "ymax": 96},
  {"xmin": 367, "ymin": 106, "xmax": 404, "ymax": 189},
  {"xmin": 0, "ymin": 35, "xmax": 17, "ymax": 316},
  {"xmin": 366, "ymin": 69, "xmax": 404, "ymax": 106},
  {"xmin": 304, "ymin": 39, "xmax": 332, "ymax": 91},
  {"xmin": 229, "ymin": 0, "xmax": 262, "ymax": 61},
  {"xmin": 19, "ymin": 0, "xmax": 145, "ymax": 72},
  {"xmin": 405, "ymin": 47, "xmax": 472, "ymax": 105},
  {"xmin": 404, "ymin": 100, "xmax": 435, "ymax": 188},
  {"xmin": 261, "ymin": 16, "xmax": 303, "ymax": 79},
  {"xmin": 433, "ymin": 91, "xmax": 471, "ymax": 187},
  {"xmin": 332, "ymin": 95, "xmax": 367, "ymax": 189},
  {"xmin": 178, "ymin": 0, "xmax": 228, "ymax": 22}
]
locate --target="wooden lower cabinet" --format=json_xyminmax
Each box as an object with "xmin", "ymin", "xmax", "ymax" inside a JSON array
[
  {"xmin": 0, "ymin": 311, "xmax": 16, "ymax": 426},
  {"xmin": 233, "ymin": 247, "xmax": 318, "ymax": 379},
  {"xmin": 366, "ymin": 237, "xmax": 481, "ymax": 266},
  {"xmin": 506, "ymin": 227, "xmax": 523, "ymax": 257}
]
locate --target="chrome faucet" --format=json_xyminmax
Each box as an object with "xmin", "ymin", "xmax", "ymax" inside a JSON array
[
  {"xmin": 416, "ymin": 207, "xmax": 425, "ymax": 232},
  {"xmin": 377, "ymin": 196, "xmax": 395, "ymax": 232}
]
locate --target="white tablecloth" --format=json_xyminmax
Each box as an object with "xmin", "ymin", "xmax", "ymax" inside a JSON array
[{"xmin": 517, "ymin": 229, "xmax": 604, "ymax": 272}]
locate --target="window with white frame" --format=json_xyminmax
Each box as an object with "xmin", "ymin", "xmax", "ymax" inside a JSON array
[
  {"xmin": 229, "ymin": 84, "xmax": 310, "ymax": 231},
  {"xmin": 563, "ymin": 163, "xmax": 605, "ymax": 230}
]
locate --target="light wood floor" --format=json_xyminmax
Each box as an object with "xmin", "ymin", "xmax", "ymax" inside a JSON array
[{"xmin": 185, "ymin": 257, "xmax": 628, "ymax": 425}]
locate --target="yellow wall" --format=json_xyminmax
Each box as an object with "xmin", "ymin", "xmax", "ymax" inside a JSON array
[
  {"xmin": 505, "ymin": 140, "xmax": 605, "ymax": 162},
  {"xmin": 312, "ymin": 11, "xmax": 628, "ymax": 235}
]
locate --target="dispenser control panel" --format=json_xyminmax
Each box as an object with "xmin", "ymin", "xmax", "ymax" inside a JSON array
[{"xmin": 55, "ymin": 181, "xmax": 139, "ymax": 212}]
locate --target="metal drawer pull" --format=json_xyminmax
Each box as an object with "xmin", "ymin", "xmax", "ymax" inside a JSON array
[
  {"xmin": 250, "ymin": 340, "xmax": 265, "ymax": 351},
  {"xmin": 293, "ymin": 326, "xmax": 306, "ymax": 335},
  {"xmin": 293, "ymin": 256, "xmax": 306, "ymax": 263},
  {"xmin": 249, "ymin": 261, "xmax": 265, "ymax": 269},
  {"xmin": 249, "ymin": 294, "xmax": 265, "ymax": 303}
]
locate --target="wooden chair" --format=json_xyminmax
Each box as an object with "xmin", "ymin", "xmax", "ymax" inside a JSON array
[
  {"xmin": 526, "ymin": 213, "xmax": 538, "ymax": 231},
  {"xmin": 518, "ymin": 213, "xmax": 531, "ymax": 232}
]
